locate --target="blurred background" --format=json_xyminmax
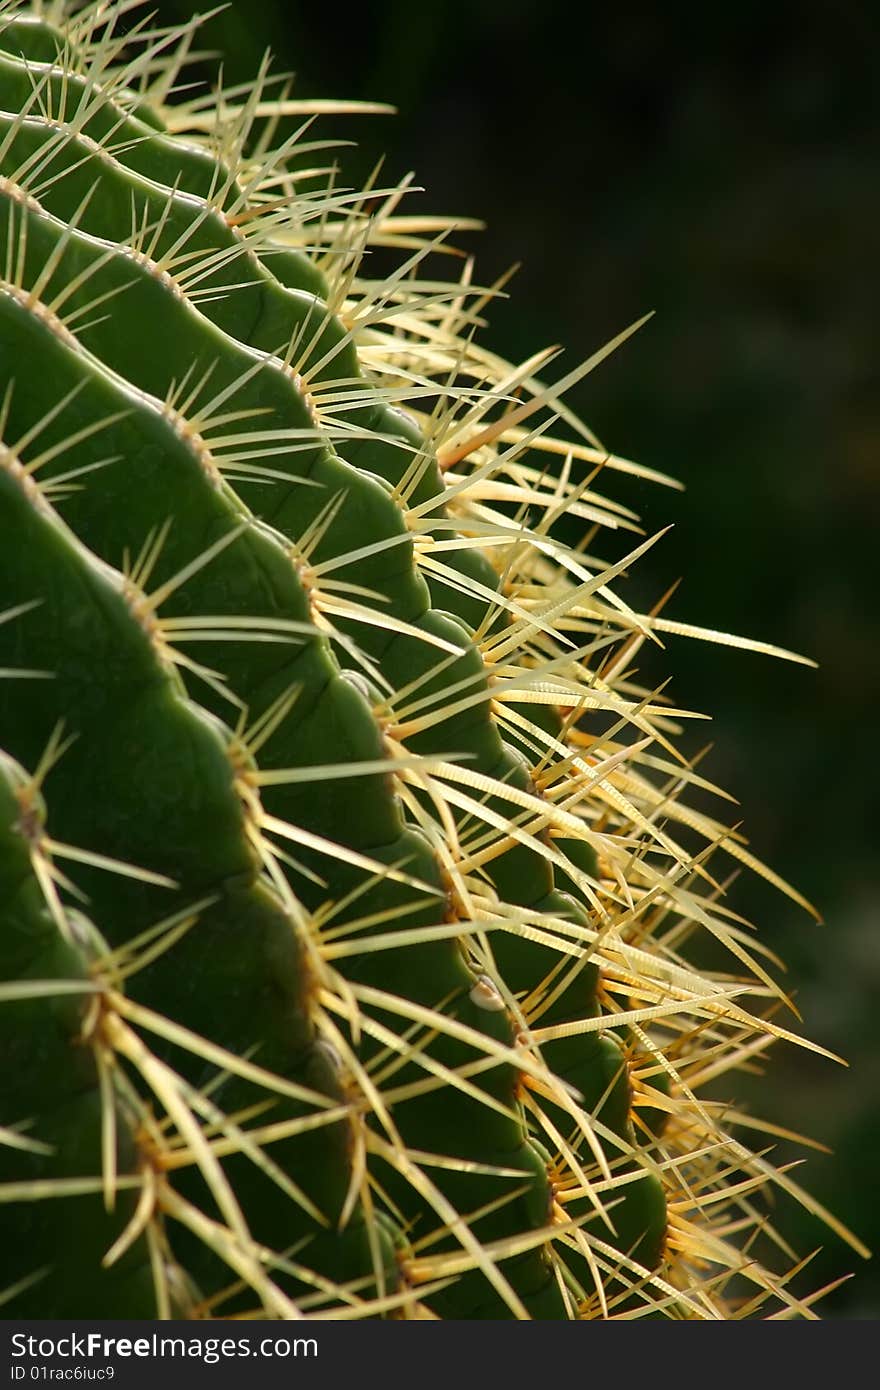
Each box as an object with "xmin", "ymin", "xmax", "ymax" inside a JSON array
[{"xmin": 150, "ymin": 0, "xmax": 879, "ymax": 1315}]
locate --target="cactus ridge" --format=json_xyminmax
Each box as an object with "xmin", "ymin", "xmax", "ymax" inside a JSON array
[{"xmin": 0, "ymin": 0, "xmax": 866, "ymax": 1320}]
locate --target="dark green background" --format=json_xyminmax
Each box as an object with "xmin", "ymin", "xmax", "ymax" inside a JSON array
[{"xmin": 148, "ymin": 0, "xmax": 878, "ymax": 1315}]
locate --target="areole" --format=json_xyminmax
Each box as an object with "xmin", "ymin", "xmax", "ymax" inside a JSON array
[{"xmin": 0, "ymin": 0, "xmax": 866, "ymax": 1320}]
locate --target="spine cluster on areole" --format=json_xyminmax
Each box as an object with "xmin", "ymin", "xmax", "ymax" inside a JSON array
[{"xmin": 0, "ymin": 0, "xmax": 864, "ymax": 1321}]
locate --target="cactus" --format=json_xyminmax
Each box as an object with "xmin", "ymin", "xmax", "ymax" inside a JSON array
[{"xmin": 0, "ymin": 0, "xmax": 866, "ymax": 1320}]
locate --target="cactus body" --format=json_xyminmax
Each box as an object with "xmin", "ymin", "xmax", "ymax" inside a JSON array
[{"xmin": 0, "ymin": 1, "xmax": 864, "ymax": 1319}]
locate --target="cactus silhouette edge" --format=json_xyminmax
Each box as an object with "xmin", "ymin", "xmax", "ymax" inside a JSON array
[{"xmin": 0, "ymin": 0, "xmax": 867, "ymax": 1319}]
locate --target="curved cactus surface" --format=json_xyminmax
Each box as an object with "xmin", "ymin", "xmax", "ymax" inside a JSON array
[{"xmin": 0, "ymin": 0, "xmax": 865, "ymax": 1320}]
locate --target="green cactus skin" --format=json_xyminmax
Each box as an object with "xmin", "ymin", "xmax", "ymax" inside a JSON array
[
  {"xmin": 0, "ymin": 751, "xmax": 164, "ymax": 1315},
  {"xmin": 0, "ymin": 1, "xmax": 866, "ymax": 1321},
  {"xmin": 0, "ymin": 464, "xmax": 411, "ymax": 1311}
]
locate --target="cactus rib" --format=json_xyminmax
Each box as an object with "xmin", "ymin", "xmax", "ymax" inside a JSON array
[{"xmin": 0, "ymin": 0, "xmax": 866, "ymax": 1321}]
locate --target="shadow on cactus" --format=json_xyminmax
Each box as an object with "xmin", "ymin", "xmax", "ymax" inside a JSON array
[{"xmin": 0, "ymin": 0, "xmax": 868, "ymax": 1319}]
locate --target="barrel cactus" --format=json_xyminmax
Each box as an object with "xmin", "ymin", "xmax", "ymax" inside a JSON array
[{"xmin": 0, "ymin": 0, "xmax": 865, "ymax": 1319}]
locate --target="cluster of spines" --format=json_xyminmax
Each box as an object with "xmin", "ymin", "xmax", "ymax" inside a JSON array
[{"xmin": 0, "ymin": 0, "xmax": 864, "ymax": 1319}]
